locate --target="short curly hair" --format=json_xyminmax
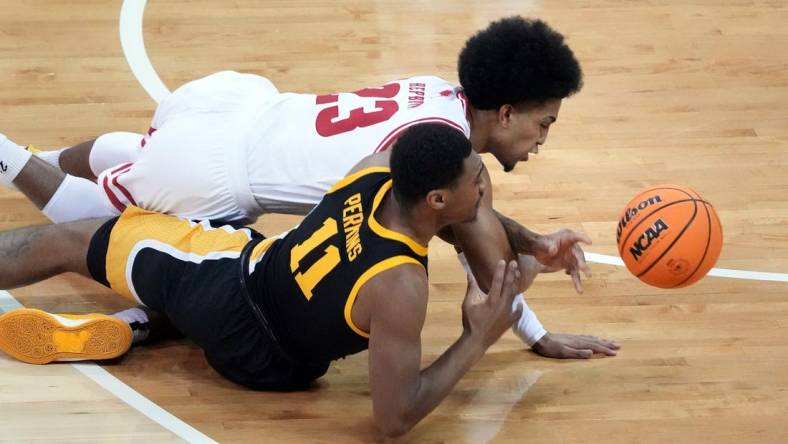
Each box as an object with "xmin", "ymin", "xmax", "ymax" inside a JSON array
[
  {"xmin": 458, "ymin": 16, "xmax": 583, "ymax": 110},
  {"xmin": 391, "ymin": 123, "xmax": 472, "ymax": 208}
]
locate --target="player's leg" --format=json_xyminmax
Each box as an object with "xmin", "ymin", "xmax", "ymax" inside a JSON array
[
  {"xmin": 79, "ymin": 70, "xmax": 278, "ymax": 188},
  {"xmin": 93, "ymin": 71, "xmax": 282, "ymax": 223},
  {"xmin": 0, "ymin": 207, "xmax": 251, "ymax": 365},
  {"xmin": 57, "ymin": 132, "xmax": 145, "ymax": 181},
  {"xmin": 0, "ymin": 217, "xmax": 136, "ymax": 364},
  {"xmin": 0, "ymin": 136, "xmax": 119, "ymax": 222},
  {"xmin": 0, "ymin": 218, "xmax": 106, "ymax": 289},
  {"xmin": 0, "ymin": 212, "xmax": 189, "ymax": 364},
  {"xmin": 3, "ymin": 132, "xmax": 144, "ymax": 182}
]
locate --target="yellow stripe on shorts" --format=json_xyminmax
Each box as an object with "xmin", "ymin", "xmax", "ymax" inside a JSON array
[{"xmin": 106, "ymin": 206, "xmax": 273, "ymax": 303}]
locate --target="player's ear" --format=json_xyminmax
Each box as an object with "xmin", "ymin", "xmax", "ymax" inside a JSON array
[
  {"xmin": 426, "ymin": 189, "xmax": 448, "ymax": 211},
  {"xmin": 498, "ymin": 104, "xmax": 514, "ymax": 127}
]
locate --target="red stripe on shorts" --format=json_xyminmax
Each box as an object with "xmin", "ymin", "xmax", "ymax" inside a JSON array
[
  {"xmin": 102, "ymin": 175, "xmax": 127, "ymax": 213},
  {"xmin": 109, "ymin": 164, "xmax": 138, "ymax": 207}
]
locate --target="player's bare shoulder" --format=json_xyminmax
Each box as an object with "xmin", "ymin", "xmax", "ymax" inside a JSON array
[
  {"xmin": 359, "ymin": 259, "xmax": 429, "ymax": 327},
  {"xmin": 346, "ymin": 151, "xmax": 391, "ymax": 175}
]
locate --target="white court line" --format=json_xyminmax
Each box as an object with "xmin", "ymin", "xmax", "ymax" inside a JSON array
[
  {"xmin": 585, "ymin": 253, "xmax": 788, "ymax": 282},
  {"xmin": 0, "ymin": 290, "xmax": 217, "ymax": 443},
  {"xmin": 120, "ymin": 0, "xmax": 170, "ymax": 104}
]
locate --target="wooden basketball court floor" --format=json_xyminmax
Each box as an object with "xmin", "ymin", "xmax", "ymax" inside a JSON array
[{"xmin": 1, "ymin": 1, "xmax": 787, "ymax": 442}]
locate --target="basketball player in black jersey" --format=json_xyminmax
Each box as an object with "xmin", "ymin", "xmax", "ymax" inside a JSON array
[{"xmin": 0, "ymin": 124, "xmax": 556, "ymax": 436}]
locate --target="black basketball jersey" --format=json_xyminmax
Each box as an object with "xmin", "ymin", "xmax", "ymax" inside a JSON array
[{"xmin": 248, "ymin": 168, "xmax": 429, "ymax": 364}]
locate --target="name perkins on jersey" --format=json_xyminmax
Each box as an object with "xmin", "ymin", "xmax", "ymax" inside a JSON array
[{"xmin": 343, "ymin": 193, "xmax": 364, "ymax": 260}]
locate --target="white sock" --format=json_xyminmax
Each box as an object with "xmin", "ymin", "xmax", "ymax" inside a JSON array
[
  {"xmin": 34, "ymin": 147, "xmax": 67, "ymax": 170},
  {"xmin": 0, "ymin": 134, "xmax": 32, "ymax": 187},
  {"xmin": 42, "ymin": 174, "xmax": 119, "ymax": 223},
  {"xmin": 112, "ymin": 307, "xmax": 150, "ymax": 344}
]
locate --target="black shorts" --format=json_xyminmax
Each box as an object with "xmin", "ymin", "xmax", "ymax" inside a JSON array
[{"xmin": 86, "ymin": 207, "xmax": 328, "ymax": 391}]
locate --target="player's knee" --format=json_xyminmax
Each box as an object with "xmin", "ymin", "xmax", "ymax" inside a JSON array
[
  {"xmin": 90, "ymin": 132, "xmax": 144, "ymax": 175},
  {"xmin": 56, "ymin": 218, "xmax": 113, "ymax": 274}
]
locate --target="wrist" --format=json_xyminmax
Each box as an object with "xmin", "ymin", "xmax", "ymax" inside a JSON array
[
  {"xmin": 532, "ymin": 331, "xmax": 552, "ymax": 349},
  {"xmin": 511, "ymin": 294, "xmax": 547, "ymax": 346},
  {"xmin": 460, "ymin": 328, "xmax": 489, "ymax": 359}
]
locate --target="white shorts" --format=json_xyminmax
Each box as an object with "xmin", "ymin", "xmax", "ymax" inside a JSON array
[{"xmin": 97, "ymin": 71, "xmax": 279, "ymax": 222}]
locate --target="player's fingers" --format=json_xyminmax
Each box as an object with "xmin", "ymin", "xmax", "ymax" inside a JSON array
[
  {"xmin": 574, "ymin": 231, "xmax": 593, "ymax": 245},
  {"xmin": 578, "ymin": 340, "xmax": 618, "ymax": 356},
  {"xmin": 573, "ymin": 246, "xmax": 592, "ymax": 277},
  {"xmin": 560, "ymin": 229, "xmax": 593, "ymax": 246},
  {"xmin": 596, "ymin": 339, "xmax": 621, "ymax": 349},
  {"xmin": 486, "ymin": 260, "xmax": 506, "ymax": 304},
  {"xmin": 463, "ymin": 272, "xmax": 485, "ymax": 305},
  {"xmin": 571, "ymin": 268, "xmax": 584, "ymax": 294},
  {"xmin": 561, "ymin": 346, "xmax": 593, "ymax": 359},
  {"xmin": 500, "ymin": 261, "xmax": 519, "ymax": 303},
  {"xmin": 577, "ymin": 334, "xmax": 620, "ymax": 348}
]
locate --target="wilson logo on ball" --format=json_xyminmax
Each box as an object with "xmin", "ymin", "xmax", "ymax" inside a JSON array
[
  {"xmin": 629, "ymin": 218, "xmax": 669, "ymax": 261},
  {"xmin": 616, "ymin": 195, "xmax": 663, "ymax": 243}
]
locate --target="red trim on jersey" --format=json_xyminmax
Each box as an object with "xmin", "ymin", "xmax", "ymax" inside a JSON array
[
  {"xmin": 112, "ymin": 173, "xmax": 138, "ymax": 207},
  {"xmin": 141, "ymin": 127, "xmax": 157, "ymax": 149},
  {"xmin": 373, "ymin": 117, "xmax": 466, "ymax": 153},
  {"xmin": 110, "ymin": 162, "xmax": 133, "ymax": 175},
  {"xmin": 102, "ymin": 163, "xmax": 137, "ymax": 211},
  {"xmin": 456, "ymin": 90, "xmax": 469, "ymax": 118},
  {"xmin": 102, "ymin": 175, "xmax": 127, "ymax": 212}
]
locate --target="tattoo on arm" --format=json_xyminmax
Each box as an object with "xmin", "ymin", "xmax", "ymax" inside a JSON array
[
  {"xmin": 0, "ymin": 226, "xmax": 44, "ymax": 259},
  {"xmin": 494, "ymin": 210, "xmax": 541, "ymax": 254}
]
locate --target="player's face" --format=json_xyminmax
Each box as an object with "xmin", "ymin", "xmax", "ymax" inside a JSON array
[
  {"xmin": 446, "ymin": 152, "xmax": 486, "ymax": 224},
  {"xmin": 487, "ymin": 99, "xmax": 562, "ymax": 172}
]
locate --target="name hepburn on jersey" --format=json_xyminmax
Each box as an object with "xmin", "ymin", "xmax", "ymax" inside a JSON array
[
  {"xmin": 408, "ymin": 83, "xmax": 426, "ymax": 108},
  {"xmin": 343, "ymin": 193, "xmax": 364, "ymax": 261}
]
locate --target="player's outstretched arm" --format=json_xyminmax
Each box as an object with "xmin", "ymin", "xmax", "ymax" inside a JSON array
[
  {"xmin": 451, "ymin": 165, "xmax": 591, "ymax": 293},
  {"xmin": 494, "ymin": 210, "xmax": 592, "ymax": 293},
  {"xmin": 450, "ymin": 165, "xmax": 619, "ymax": 358},
  {"xmin": 366, "ymin": 261, "xmax": 520, "ymax": 437}
]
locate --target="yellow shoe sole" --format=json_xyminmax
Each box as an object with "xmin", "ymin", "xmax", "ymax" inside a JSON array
[{"xmin": 0, "ymin": 308, "xmax": 132, "ymax": 364}]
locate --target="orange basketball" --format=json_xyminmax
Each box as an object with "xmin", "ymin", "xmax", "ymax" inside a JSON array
[{"xmin": 616, "ymin": 185, "xmax": 723, "ymax": 288}]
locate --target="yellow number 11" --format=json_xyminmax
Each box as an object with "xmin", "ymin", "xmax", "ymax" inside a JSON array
[{"xmin": 289, "ymin": 218, "xmax": 342, "ymax": 300}]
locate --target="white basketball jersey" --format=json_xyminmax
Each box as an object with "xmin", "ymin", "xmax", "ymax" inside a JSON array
[{"xmin": 244, "ymin": 76, "xmax": 470, "ymax": 214}]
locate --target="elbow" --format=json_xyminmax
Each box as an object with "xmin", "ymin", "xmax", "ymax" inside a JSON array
[
  {"xmin": 374, "ymin": 406, "xmax": 418, "ymax": 438},
  {"xmin": 376, "ymin": 416, "xmax": 415, "ymax": 438}
]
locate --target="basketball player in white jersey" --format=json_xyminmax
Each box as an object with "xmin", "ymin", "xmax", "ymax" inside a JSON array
[{"xmin": 0, "ymin": 17, "xmax": 620, "ymax": 359}]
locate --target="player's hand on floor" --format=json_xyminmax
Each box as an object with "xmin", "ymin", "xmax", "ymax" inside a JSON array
[
  {"xmin": 531, "ymin": 332, "xmax": 620, "ymax": 359},
  {"xmin": 530, "ymin": 229, "xmax": 592, "ymax": 293}
]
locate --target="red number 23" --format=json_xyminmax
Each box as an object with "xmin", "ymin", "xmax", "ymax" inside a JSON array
[{"xmin": 315, "ymin": 84, "xmax": 401, "ymax": 137}]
